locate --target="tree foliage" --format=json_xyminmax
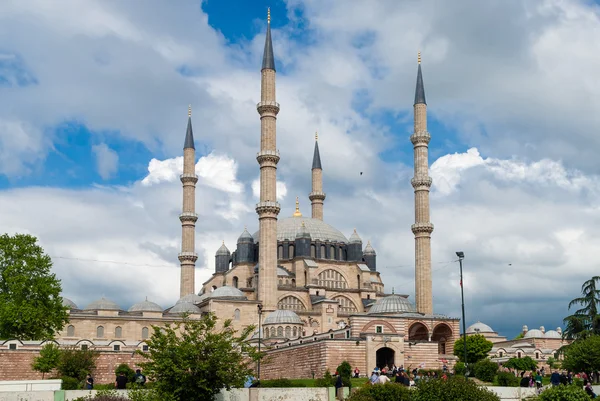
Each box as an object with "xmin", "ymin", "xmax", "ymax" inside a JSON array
[
  {"xmin": 0, "ymin": 233, "xmax": 69, "ymax": 340},
  {"xmin": 138, "ymin": 313, "xmax": 257, "ymax": 401},
  {"xmin": 563, "ymin": 276, "xmax": 600, "ymax": 340},
  {"xmin": 32, "ymin": 342, "xmax": 61, "ymax": 378},
  {"xmin": 503, "ymin": 356, "xmax": 537, "ymax": 373},
  {"xmin": 561, "ymin": 335, "xmax": 600, "ymax": 374},
  {"xmin": 535, "ymin": 384, "xmax": 590, "ymax": 401},
  {"xmin": 336, "ymin": 361, "xmax": 352, "ymax": 388},
  {"xmin": 56, "ymin": 346, "xmax": 99, "ymax": 382},
  {"xmin": 453, "ymin": 334, "xmax": 493, "ymax": 364},
  {"xmin": 346, "ymin": 382, "xmax": 412, "ymax": 401},
  {"xmin": 472, "ymin": 359, "xmax": 498, "ymax": 382}
]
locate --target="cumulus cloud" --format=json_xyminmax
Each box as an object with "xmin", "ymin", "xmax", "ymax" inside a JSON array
[{"xmin": 92, "ymin": 143, "xmax": 119, "ymax": 179}]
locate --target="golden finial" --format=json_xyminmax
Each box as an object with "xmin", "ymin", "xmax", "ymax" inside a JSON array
[
  {"xmin": 315, "ymin": 131, "xmax": 318, "ymax": 141},
  {"xmin": 188, "ymin": 104, "xmax": 191, "ymax": 117},
  {"xmin": 293, "ymin": 196, "xmax": 302, "ymax": 217},
  {"xmin": 267, "ymin": 7, "xmax": 271, "ymax": 23},
  {"xmin": 418, "ymin": 51, "xmax": 421, "ymax": 64},
  {"xmin": 301, "ymin": 221, "xmax": 306, "ymax": 228}
]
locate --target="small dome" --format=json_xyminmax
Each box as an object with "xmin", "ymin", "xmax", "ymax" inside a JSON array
[
  {"xmin": 263, "ymin": 309, "xmax": 303, "ymax": 325},
  {"xmin": 466, "ymin": 322, "xmax": 494, "ymax": 334},
  {"xmin": 524, "ymin": 329, "xmax": 544, "ymax": 338},
  {"xmin": 84, "ymin": 297, "xmax": 121, "ymax": 311},
  {"xmin": 364, "ymin": 241, "xmax": 376, "ymax": 255},
  {"xmin": 209, "ymin": 286, "xmax": 247, "ymax": 300},
  {"xmin": 367, "ymin": 294, "xmax": 416, "ymax": 314},
  {"xmin": 277, "ymin": 267, "xmax": 290, "ymax": 276},
  {"xmin": 238, "ymin": 228, "xmax": 254, "ymax": 242},
  {"xmin": 523, "ymin": 325, "xmax": 528, "ymax": 331},
  {"xmin": 62, "ymin": 297, "xmax": 78, "ymax": 310},
  {"xmin": 544, "ymin": 330, "xmax": 561, "ymax": 339},
  {"xmin": 216, "ymin": 242, "xmax": 230, "ymax": 256},
  {"xmin": 349, "ymin": 229, "xmax": 362, "ymax": 244},
  {"xmin": 540, "ymin": 326, "xmax": 545, "ymax": 333},
  {"xmin": 177, "ymin": 293, "xmax": 203, "ymax": 304},
  {"xmin": 169, "ymin": 302, "xmax": 201, "ymax": 314},
  {"xmin": 557, "ymin": 327, "xmax": 562, "ymax": 334},
  {"xmin": 129, "ymin": 299, "xmax": 163, "ymax": 313}
]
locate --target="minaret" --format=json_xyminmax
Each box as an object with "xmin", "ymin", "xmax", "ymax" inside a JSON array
[
  {"xmin": 256, "ymin": 8, "xmax": 280, "ymax": 312},
  {"xmin": 309, "ymin": 132, "xmax": 325, "ymax": 220},
  {"xmin": 179, "ymin": 105, "xmax": 198, "ymax": 298},
  {"xmin": 411, "ymin": 52, "xmax": 434, "ymax": 314}
]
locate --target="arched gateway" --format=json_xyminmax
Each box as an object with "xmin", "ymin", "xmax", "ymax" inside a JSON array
[{"xmin": 376, "ymin": 347, "xmax": 395, "ymax": 369}]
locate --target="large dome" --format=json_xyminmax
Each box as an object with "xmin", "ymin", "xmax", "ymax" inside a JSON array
[
  {"xmin": 466, "ymin": 322, "xmax": 494, "ymax": 334},
  {"xmin": 253, "ymin": 216, "xmax": 348, "ymax": 243},
  {"xmin": 367, "ymin": 295, "xmax": 416, "ymax": 314},
  {"xmin": 263, "ymin": 309, "xmax": 303, "ymax": 325},
  {"xmin": 84, "ymin": 297, "xmax": 121, "ymax": 311},
  {"xmin": 129, "ymin": 299, "xmax": 163, "ymax": 313},
  {"xmin": 209, "ymin": 286, "xmax": 247, "ymax": 300}
]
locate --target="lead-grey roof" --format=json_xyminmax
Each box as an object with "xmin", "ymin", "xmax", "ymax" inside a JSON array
[
  {"xmin": 128, "ymin": 299, "xmax": 163, "ymax": 313},
  {"xmin": 262, "ymin": 20, "xmax": 275, "ymax": 71},
  {"xmin": 367, "ymin": 294, "xmax": 416, "ymax": 314},
  {"xmin": 414, "ymin": 63, "xmax": 426, "ymax": 105},
  {"xmin": 253, "ymin": 216, "xmax": 348, "ymax": 243},
  {"xmin": 216, "ymin": 243, "xmax": 230, "ymax": 256},
  {"xmin": 209, "ymin": 286, "xmax": 247, "ymax": 300},
  {"xmin": 62, "ymin": 297, "xmax": 78, "ymax": 310},
  {"xmin": 263, "ymin": 309, "xmax": 303, "ymax": 325},
  {"xmin": 177, "ymin": 293, "xmax": 203, "ymax": 304},
  {"xmin": 348, "ymin": 229, "xmax": 362, "ymax": 244},
  {"xmin": 84, "ymin": 297, "xmax": 121, "ymax": 311},
  {"xmin": 184, "ymin": 116, "xmax": 195, "ymax": 149},
  {"xmin": 364, "ymin": 241, "xmax": 376, "ymax": 255},
  {"xmin": 312, "ymin": 139, "xmax": 322, "ymax": 170},
  {"xmin": 238, "ymin": 228, "xmax": 253, "ymax": 242},
  {"xmin": 357, "ymin": 263, "xmax": 371, "ymax": 272},
  {"xmin": 466, "ymin": 321, "xmax": 494, "ymax": 334},
  {"xmin": 169, "ymin": 302, "xmax": 201, "ymax": 314}
]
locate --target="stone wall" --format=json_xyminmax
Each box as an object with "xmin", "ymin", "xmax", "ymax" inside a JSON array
[{"xmin": 404, "ymin": 342, "xmax": 456, "ymax": 370}]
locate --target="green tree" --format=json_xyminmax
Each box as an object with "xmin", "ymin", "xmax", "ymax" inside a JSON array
[
  {"xmin": 453, "ymin": 334, "xmax": 493, "ymax": 364},
  {"xmin": 562, "ymin": 335, "xmax": 600, "ymax": 374},
  {"xmin": 536, "ymin": 384, "xmax": 590, "ymax": 401},
  {"xmin": 503, "ymin": 356, "xmax": 537, "ymax": 375},
  {"xmin": 336, "ymin": 361, "xmax": 352, "ymax": 388},
  {"xmin": 472, "ymin": 359, "xmax": 499, "ymax": 382},
  {"xmin": 546, "ymin": 356, "xmax": 560, "ymax": 370},
  {"xmin": 138, "ymin": 313, "xmax": 257, "ymax": 401},
  {"xmin": 115, "ymin": 363, "xmax": 136, "ymax": 384},
  {"xmin": 56, "ymin": 346, "xmax": 99, "ymax": 383},
  {"xmin": 563, "ymin": 276, "xmax": 600, "ymax": 340},
  {"xmin": 0, "ymin": 233, "xmax": 69, "ymax": 340},
  {"xmin": 32, "ymin": 342, "xmax": 61, "ymax": 379}
]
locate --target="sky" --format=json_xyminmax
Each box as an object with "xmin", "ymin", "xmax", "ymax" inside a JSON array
[{"xmin": 1, "ymin": 0, "xmax": 600, "ymax": 339}]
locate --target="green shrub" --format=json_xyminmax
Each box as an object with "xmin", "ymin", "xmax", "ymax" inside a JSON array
[
  {"xmin": 315, "ymin": 370, "xmax": 335, "ymax": 387},
  {"xmin": 496, "ymin": 371, "xmax": 519, "ymax": 387},
  {"xmin": 454, "ymin": 362, "xmax": 467, "ymax": 376},
  {"xmin": 473, "ymin": 359, "xmax": 498, "ymax": 382},
  {"xmin": 337, "ymin": 361, "xmax": 353, "ymax": 388},
  {"xmin": 412, "ymin": 376, "xmax": 500, "ymax": 401},
  {"xmin": 347, "ymin": 382, "xmax": 412, "ymax": 401},
  {"xmin": 259, "ymin": 378, "xmax": 302, "ymax": 387},
  {"xmin": 128, "ymin": 388, "xmax": 163, "ymax": 401},
  {"xmin": 536, "ymin": 384, "xmax": 590, "ymax": 401},
  {"xmin": 61, "ymin": 376, "xmax": 80, "ymax": 390},
  {"xmin": 115, "ymin": 363, "xmax": 136, "ymax": 384}
]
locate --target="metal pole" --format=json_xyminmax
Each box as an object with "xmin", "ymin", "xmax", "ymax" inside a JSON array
[{"xmin": 459, "ymin": 257, "xmax": 468, "ymax": 377}]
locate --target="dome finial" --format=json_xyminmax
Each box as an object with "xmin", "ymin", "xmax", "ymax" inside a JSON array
[
  {"xmin": 293, "ymin": 196, "xmax": 302, "ymax": 217},
  {"xmin": 418, "ymin": 51, "xmax": 421, "ymax": 64},
  {"xmin": 392, "ymin": 287, "xmax": 395, "ymax": 294},
  {"xmin": 188, "ymin": 104, "xmax": 191, "ymax": 117},
  {"xmin": 315, "ymin": 131, "xmax": 318, "ymax": 141},
  {"xmin": 267, "ymin": 7, "xmax": 271, "ymax": 23}
]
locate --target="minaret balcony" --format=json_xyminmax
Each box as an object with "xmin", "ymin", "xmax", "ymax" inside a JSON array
[
  {"xmin": 410, "ymin": 130, "xmax": 431, "ymax": 145},
  {"xmin": 411, "ymin": 176, "xmax": 432, "ymax": 189},
  {"xmin": 178, "ymin": 252, "xmax": 198, "ymax": 262},
  {"xmin": 256, "ymin": 150, "xmax": 280, "ymax": 164},
  {"xmin": 309, "ymin": 191, "xmax": 326, "ymax": 201},
  {"xmin": 256, "ymin": 100, "xmax": 280, "ymax": 115},
  {"xmin": 411, "ymin": 222, "xmax": 434, "ymax": 235},
  {"xmin": 180, "ymin": 173, "xmax": 198, "ymax": 184},
  {"xmin": 255, "ymin": 201, "xmax": 281, "ymax": 215},
  {"xmin": 179, "ymin": 212, "xmax": 198, "ymax": 223}
]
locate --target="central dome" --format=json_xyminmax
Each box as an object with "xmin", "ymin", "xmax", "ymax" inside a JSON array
[
  {"xmin": 367, "ymin": 294, "xmax": 416, "ymax": 314},
  {"xmin": 253, "ymin": 216, "xmax": 348, "ymax": 243}
]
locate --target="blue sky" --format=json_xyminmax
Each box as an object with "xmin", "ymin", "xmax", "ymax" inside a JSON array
[{"xmin": 2, "ymin": 0, "xmax": 600, "ymax": 340}]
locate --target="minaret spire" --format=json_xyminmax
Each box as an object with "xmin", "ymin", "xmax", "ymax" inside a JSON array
[
  {"xmin": 309, "ymin": 132, "xmax": 326, "ymax": 220},
  {"xmin": 256, "ymin": 9, "xmax": 280, "ymax": 312},
  {"xmin": 410, "ymin": 53, "xmax": 434, "ymax": 314},
  {"xmin": 179, "ymin": 105, "xmax": 199, "ymax": 297}
]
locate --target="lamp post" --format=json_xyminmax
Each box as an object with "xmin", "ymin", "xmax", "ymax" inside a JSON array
[
  {"xmin": 456, "ymin": 251, "xmax": 468, "ymax": 377},
  {"xmin": 257, "ymin": 303, "xmax": 263, "ymax": 381}
]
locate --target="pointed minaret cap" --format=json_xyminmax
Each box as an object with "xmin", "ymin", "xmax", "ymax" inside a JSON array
[
  {"xmin": 216, "ymin": 241, "xmax": 230, "ymax": 256},
  {"xmin": 292, "ymin": 196, "xmax": 303, "ymax": 217},
  {"xmin": 349, "ymin": 228, "xmax": 362, "ymax": 244},
  {"xmin": 262, "ymin": 8, "xmax": 276, "ymax": 71},
  {"xmin": 184, "ymin": 104, "xmax": 195, "ymax": 149},
  {"xmin": 312, "ymin": 132, "xmax": 322, "ymax": 170},
  {"xmin": 364, "ymin": 240, "xmax": 376, "ymax": 255},
  {"xmin": 237, "ymin": 226, "xmax": 254, "ymax": 242},
  {"xmin": 414, "ymin": 52, "xmax": 426, "ymax": 106}
]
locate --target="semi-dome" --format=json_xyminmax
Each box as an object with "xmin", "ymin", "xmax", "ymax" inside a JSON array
[
  {"xmin": 62, "ymin": 297, "xmax": 78, "ymax": 310},
  {"xmin": 84, "ymin": 297, "xmax": 121, "ymax": 311},
  {"xmin": 177, "ymin": 293, "xmax": 203, "ymax": 304},
  {"xmin": 367, "ymin": 294, "xmax": 416, "ymax": 314},
  {"xmin": 128, "ymin": 299, "xmax": 163, "ymax": 313},
  {"xmin": 466, "ymin": 322, "xmax": 494, "ymax": 334},
  {"xmin": 209, "ymin": 286, "xmax": 247, "ymax": 300},
  {"xmin": 253, "ymin": 216, "xmax": 348, "ymax": 243},
  {"xmin": 169, "ymin": 302, "xmax": 201, "ymax": 314},
  {"xmin": 524, "ymin": 329, "xmax": 544, "ymax": 338},
  {"xmin": 263, "ymin": 309, "xmax": 303, "ymax": 325},
  {"xmin": 544, "ymin": 330, "xmax": 561, "ymax": 339}
]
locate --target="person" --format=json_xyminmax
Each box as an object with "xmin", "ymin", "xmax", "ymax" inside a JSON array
[
  {"xmin": 353, "ymin": 367, "xmax": 360, "ymax": 378},
  {"xmin": 584, "ymin": 379, "xmax": 597, "ymax": 398},
  {"xmin": 244, "ymin": 375, "xmax": 255, "ymax": 388},
  {"xmin": 85, "ymin": 374, "xmax": 94, "ymax": 390},
  {"xmin": 535, "ymin": 371, "xmax": 542, "ymax": 391},
  {"xmin": 134, "ymin": 369, "xmax": 146, "ymax": 386},
  {"xmin": 551, "ymin": 370, "xmax": 561, "ymax": 386},
  {"xmin": 115, "ymin": 371, "xmax": 128, "ymax": 389},
  {"xmin": 377, "ymin": 372, "xmax": 390, "ymax": 384},
  {"xmin": 335, "ymin": 374, "xmax": 343, "ymax": 391},
  {"xmin": 520, "ymin": 372, "xmax": 530, "ymax": 388},
  {"xmin": 369, "ymin": 371, "xmax": 378, "ymax": 385}
]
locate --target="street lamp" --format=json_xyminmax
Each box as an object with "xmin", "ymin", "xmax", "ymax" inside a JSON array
[
  {"xmin": 456, "ymin": 251, "xmax": 468, "ymax": 377},
  {"xmin": 257, "ymin": 304, "xmax": 263, "ymax": 381}
]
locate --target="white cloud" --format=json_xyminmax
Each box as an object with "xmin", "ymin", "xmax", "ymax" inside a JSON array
[{"xmin": 92, "ymin": 143, "xmax": 119, "ymax": 180}]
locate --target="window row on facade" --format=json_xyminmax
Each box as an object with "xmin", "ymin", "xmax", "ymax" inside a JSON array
[{"xmin": 66, "ymin": 325, "xmax": 150, "ymax": 340}]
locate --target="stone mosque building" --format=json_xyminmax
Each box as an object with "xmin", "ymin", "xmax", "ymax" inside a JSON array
[{"xmin": 1, "ymin": 12, "xmax": 464, "ymax": 380}]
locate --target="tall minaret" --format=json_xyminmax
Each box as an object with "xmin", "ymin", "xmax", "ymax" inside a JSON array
[
  {"xmin": 411, "ymin": 53, "xmax": 434, "ymax": 314},
  {"xmin": 179, "ymin": 105, "xmax": 198, "ymax": 298},
  {"xmin": 309, "ymin": 132, "xmax": 325, "ymax": 220},
  {"xmin": 256, "ymin": 8, "xmax": 280, "ymax": 312}
]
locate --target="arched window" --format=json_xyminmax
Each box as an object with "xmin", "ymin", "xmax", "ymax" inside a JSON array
[
  {"xmin": 339, "ymin": 248, "xmax": 343, "ymax": 260},
  {"xmin": 270, "ymin": 327, "xmax": 276, "ymax": 337},
  {"xmin": 278, "ymin": 296, "xmax": 306, "ymax": 311},
  {"xmin": 234, "ymin": 309, "xmax": 240, "ymax": 321},
  {"xmin": 265, "ymin": 329, "xmax": 269, "ymax": 339},
  {"xmin": 293, "ymin": 327, "xmax": 298, "ymax": 338},
  {"xmin": 517, "ymin": 352, "xmax": 522, "ymax": 358},
  {"xmin": 211, "ymin": 286, "xmax": 217, "ymax": 291},
  {"xmin": 285, "ymin": 327, "xmax": 291, "ymax": 338},
  {"xmin": 291, "ymin": 279, "xmax": 296, "ymax": 286},
  {"xmin": 232, "ymin": 276, "xmax": 238, "ymax": 288},
  {"xmin": 316, "ymin": 269, "xmax": 348, "ymax": 289},
  {"xmin": 320, "ymin": 245, "xmax": 326, "ymax": 258},
  {"xmin": 288, "ymin": 245, "xmax": 295, "ymax": 258},
  {"xmin": 142, "ymin": 327, "xmax": 149, "ymax": 340},
  {"xmin": 96, "ymin": 326, "xmax": 104, "ymax": 338},
  {"xmin": 278, "ymin": 245, "xmax": 283, "ymax": 259},
  {"xmin": 333, "ymin": 296, "xmax": 358, "ymax": 313},
  {"xmin": 330, "ymin": 246, "xmax": 335, "ymax": 260},
  {"xmin": 277, "ymin": 326, "xmax": 283, "ymax": 337},
  {"xmin": 279, "ymin": 279, "xmax": 283, "ymax": 286},
  {"xmin": 67, "ymin": 325, "xmax": 75, "ymax": 337},
  {"xmin": 535, "ymin": 352, "xmax": 539, "ymax": 359},
  {"xmin": 115, "ymin": 326, "xmax": 122, "ymax": 338},
  {"xmin": 357, "ymin": 275, "xmax": 361, "ymax": 288},
  {"xmin": 499, "ymin": 351, "xmax": 503, "ymax": 357},
  {"xmin": 311, "ymin": 245, "xmax": 316, "ymax": 258}
]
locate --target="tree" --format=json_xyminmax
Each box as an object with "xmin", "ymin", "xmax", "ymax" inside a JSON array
[
  {"xmin": 32, "ymin": 342, "xmax": 61, "ymax": 379},
  {"xmin": 336, "ymin": 361, "xmax": 352, "ymax": 388},
  {"xmin": 453, "ymin": 334, "xmax": 493, "ymax": 364},
  {"xmin": 563, "ymin": 276, "xmax": 600, "ymax": 340},
  {"xmin": 562, "ymin": 335, "xmax": 600, "ymax": 375},
  {"xmin": 503, "ymin": 356, "xmax": 537, "ymax": 375},
  {"xmin": 138, "ymin": 313, "xmax": 257, "ymax": 401},
  {"xmin": 0, "ymin": 233, "xmax": 69, "ymax": 340},
  {"xmin": 56, "ymin": 346, "xmax": 99, "ymax": 383}
]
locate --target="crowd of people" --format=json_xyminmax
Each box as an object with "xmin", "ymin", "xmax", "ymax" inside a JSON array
[{"xmin": 351, "ymin": 364, "xmax": 450, "ymax": 387}]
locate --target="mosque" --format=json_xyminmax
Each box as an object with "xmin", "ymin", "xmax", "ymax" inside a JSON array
[{"xmin": 1, "ymin": 12, "xmax": 463, "ymax": 380}]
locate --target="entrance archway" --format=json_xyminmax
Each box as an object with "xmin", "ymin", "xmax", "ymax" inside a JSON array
[
  {"xmin": 432, "ymin": 324, "xmax": 453, "ymax": 355},
  {"xmin": 376, "ymin": 347, "xmax": 395, "ymax": 369}
]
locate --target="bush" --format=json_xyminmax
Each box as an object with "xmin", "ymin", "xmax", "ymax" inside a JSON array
[
  {"xmin": 61, "ymin": 376, "xmax": 80, "ymax": 390},
  {"xmin": 115, "ymin": 363, "xmax": 136, "ymax": 384},
  {"xmin": 536, "ymin": 385, "xmax": 590, "ymax": 401},
  {"xmin": 473, "ymin": 359, "xmax": 498, "ymax": 382},
  {"xmin": 454, "ymin": 362, "xmax": 467, "ymax": 376},
  {"xmin": 315, "ymin": 370, "xmax": 335, "ymax": 387},
  {"xmin": 56, "ymin": 347, "xmax": 99, "ymax": 382},
  {"xmin": 337, "ymin": 361, "xmax": 353, "ymax": 388},
  {"xmin": 496, "ymin": 371, "xmax": 519, "ymax": 387},
  {"xmin": 412, "ymin": 376, "xmax": 500, "ymax": 401},
  {"xmin": 128, "ymin": 389, "xmax": 162, "ymax": 401},
  {"xmin": 347, "ymin": 382, "xmax": 412, "ymax": 401}
]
